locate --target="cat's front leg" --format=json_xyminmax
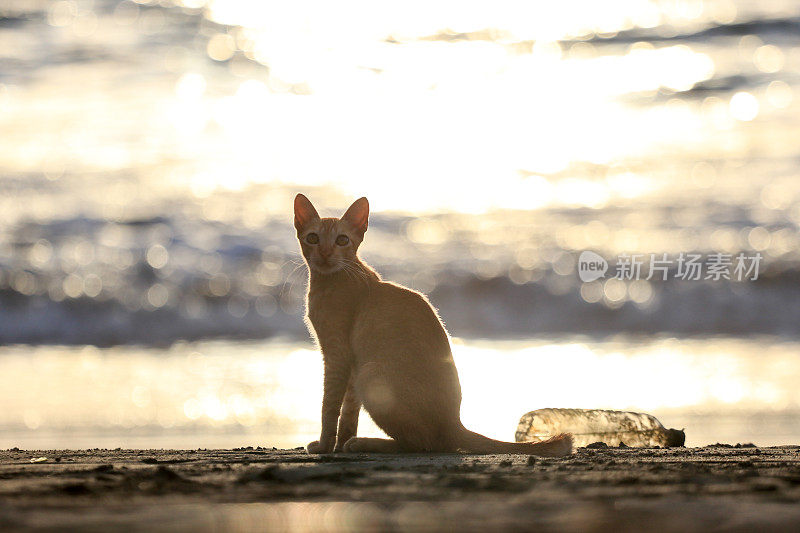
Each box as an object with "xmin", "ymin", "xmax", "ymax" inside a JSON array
[
  {"xmin": 334, "ymin": 380, "xmax": 361, "ymax": 452},
  {"xmin": 307, "ymin": 355, "xmax": 350, "ymax": 454}
]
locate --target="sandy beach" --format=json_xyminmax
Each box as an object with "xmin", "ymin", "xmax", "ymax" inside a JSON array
[{"xmin": 2, "ymin": 445, "xmax": 800, "ymax": 532}]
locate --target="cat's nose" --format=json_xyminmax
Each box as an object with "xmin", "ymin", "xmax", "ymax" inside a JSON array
[{"xmin": 319, "ymin": 247, "xmax": 333, "ymax": 258}]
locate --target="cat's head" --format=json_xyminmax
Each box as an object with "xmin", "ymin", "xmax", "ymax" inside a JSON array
[{"xmin": 293, "ymin": 194, "xmax": 369, "ymax": 275}]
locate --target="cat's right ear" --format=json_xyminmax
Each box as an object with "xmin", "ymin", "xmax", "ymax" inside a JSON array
[
  {"xmin": 342, "ymin": 197, "xmax": 369, "ymax": 237},
  {"xmin": 294, "ymin": 194, "xmax": 320, "ymax": 231}
]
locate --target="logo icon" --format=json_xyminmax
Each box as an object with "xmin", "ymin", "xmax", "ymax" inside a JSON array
[{"xmin": 578, "ymin": 251, "xmax": 608, "ymax": 282}]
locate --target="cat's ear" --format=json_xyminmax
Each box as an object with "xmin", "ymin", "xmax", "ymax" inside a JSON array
[
  {"xmin": 294, "ymin": 194, "xmax": 320, "ymax": 230},
  {"xmin": 342, "ymin": 197, "xmax": 369, "ymax": 236}
]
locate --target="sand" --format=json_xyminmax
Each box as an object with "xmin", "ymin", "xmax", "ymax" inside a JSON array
[{"xmin": 1, "ymin": 445, "xmax": 800, "ymax": 532}]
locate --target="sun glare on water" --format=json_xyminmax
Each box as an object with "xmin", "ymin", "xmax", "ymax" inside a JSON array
[
  {"xmin": 154, "ymin": 0, "xmax": 730, "ymax": 213},
  {"xmin": 1, "ymin": 337, "xmax": 798, "ymax": 448},
  {"xmin": 3, "ymin": 0, "xmax": 791, "ymax": 222}
]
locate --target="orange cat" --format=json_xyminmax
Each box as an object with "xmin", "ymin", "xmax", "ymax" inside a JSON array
[{"xmin": 294, "ymin": 194, "xmax": 572, "ymax": 456}]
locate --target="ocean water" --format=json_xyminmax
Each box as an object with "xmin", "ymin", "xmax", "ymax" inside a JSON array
[{"xmin": 1, "ymin": 0, "xmax": 800, "ymax": 447}]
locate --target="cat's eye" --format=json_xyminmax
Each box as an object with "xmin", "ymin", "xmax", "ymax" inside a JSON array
[
  {"xmin": 306, "ymin": 233, "xmax": 319, "ymax": 244},
  {"xmin": 335, "ymin": 235, "xmax": 350, "ymax": 246}
]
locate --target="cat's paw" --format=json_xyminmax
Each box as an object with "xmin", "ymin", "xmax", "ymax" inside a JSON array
[
  {"xmin": 341, "ymin": 437, "xmax": 358, "ymax": 453},
  {"xmin": 306, "ymin": 440, "xmax": 322, "ymax": 454},
  {"xmin": 306, "ymin": 440, "xmax": 334, "ymax": 454}
]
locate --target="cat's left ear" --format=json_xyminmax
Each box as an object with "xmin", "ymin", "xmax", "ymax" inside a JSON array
[
  {"xmin": 294, "ymin": 193, "xmax": 320, "ymax": 231},
  {"xmin": 342, "ymin": 197, "xmax": 369, "ymax": 236}
]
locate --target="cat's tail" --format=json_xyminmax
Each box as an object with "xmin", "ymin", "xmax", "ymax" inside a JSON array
[{"xmin": 456, "ymin": 426, "xmax": 573, "ymax": 457}]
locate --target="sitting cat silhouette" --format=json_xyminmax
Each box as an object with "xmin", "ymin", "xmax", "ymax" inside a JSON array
[{"xmin": 294, "ymin": 194, "xmax": 572, "ymax": 456}]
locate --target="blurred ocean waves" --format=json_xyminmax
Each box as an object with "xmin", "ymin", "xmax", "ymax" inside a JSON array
[{"xmin": 1, "ymin": 197, "xmax": 800, "ymax": 344}]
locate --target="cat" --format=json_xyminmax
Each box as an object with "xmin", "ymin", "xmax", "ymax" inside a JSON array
[{"xmin": 294, "ymin": 193, "xmax": 572, "ymax": 456}]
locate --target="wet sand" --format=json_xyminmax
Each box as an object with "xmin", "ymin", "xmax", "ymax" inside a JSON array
[{"xmin": 2, "ymin": 445, "xmax": 800, "ymax": 532}]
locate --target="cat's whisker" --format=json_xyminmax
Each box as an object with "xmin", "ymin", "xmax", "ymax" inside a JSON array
[
  {"xmin": 340, "ymin": 260, "xmax": 370, "ymax": 287},
  {"xmin": 280, "ymin": 262, "xmax": 308, "ymax": 301},
  {"xmin": 280, "ymin": 259, "xmax": 305, "ymax": 270},
  {"xmin": 342, "ymin": 266, "xmax": 360, "ymax": 285},
  {"xmin": 338, "ymin": 263, "xmax": 360, "ymax": 284}
]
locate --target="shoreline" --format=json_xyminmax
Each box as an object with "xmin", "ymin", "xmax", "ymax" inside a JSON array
[{"xmin": 2, "ymin": 446, "xmax": 800, "ymax": 531}]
